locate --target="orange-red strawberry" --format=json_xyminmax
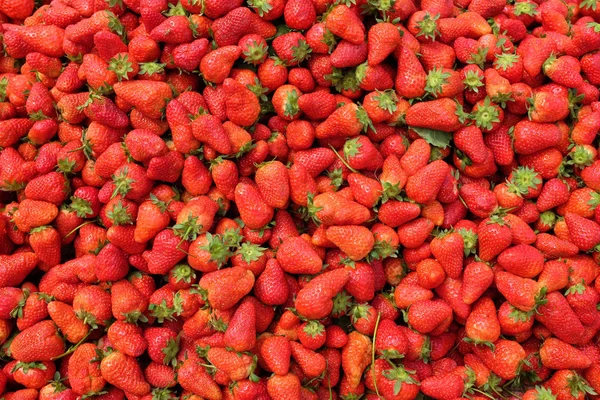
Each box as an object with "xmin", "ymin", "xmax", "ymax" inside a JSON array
[
  {"xmin": 100, "ymin": 351, "xmax": 150, "ymax": 396},
  {"xmin": 200, "ymin": 46, "xmax": 242, "ymax": 84},
  {"xmin": 462, "ymin": 261, "xmax": 494, "ymax": 305},
  {"xmin": 47, "ymin": 301, "xmax": 89, "ymax": 344},
  {"xmin": 315, "ymin": 103, "xmax": 365, "ymax": 139},
  {"xmin": 235, "ymin": 182, "xmax": 274, "ymax": 230},
  {"xmin": 10, "ymin": 320, "xmax": 65, "ymax": 362},
  {"xmin": 113, "ymin": 80, "xmax": 172, "ymax": 119},
  {"xmin": 497, "ymin": 244, "xmax": 544, "ymax": 278},
  {"xmin": 406, "ymin": 98, "xmax": 464, "ymax": 132},
  {"xmin": 495, "ymin": 271, "xmax": 545, "ymax": 312},
  {"xmin": 224, "ymin": 300, "xmax": 256, "ymax": 352},
  {"xmin": 396, "ymin": 46, "xmax": 427, "ymax": 99},
  {"xmin": 198, "ymin": 266, "xmax": 255, "ymax": 310},
  {"xmin": 407, "ymin": 299, "xmax": 453, "ymax": 334},
  {"xmin": 565, "ymin": 212, "xmax": 600, "ymax": 251},
  {"xmin": 0, "ymin": 253, "xmax": 38, "ymax": 288},
  {"xmin": 276, "ymin": 236, "xmax": 322, "ymax": 274},
  {"xmin": 367, "ymin": 22, "xmax": 400, "ymax": 66},
  {"xmin": 295, "ymin": 268, "xmax": 349, "ymax": 320},
  {"xmin": 341, "ymin": 331, "xmax": 371, "ymax": 390},
  {"xmin": 430, "ymin": 230, "xmax": 464, "ymax": 278},
  {"xmin": 535, "ymin": 291, "xmax": 586, "ymax": 345},
  {"xmin": 326, "ymin": 225, "xmax": 374, "ymax": 261},
  {"xmin": 68, "ymin": 343, "xmax": 105, "ymax": 396},
  {"xmin": 539, "ymin": 338, "xmax": 592, "ymax": 370},
  {"xmin": 473, "ymin": 339, "xmax": 525, "ymax": 380},
  {"xmin": 405, "ymin": 160, "xmax": 451, "ymax": 204},
  {"xmin": 543, "ymin": 54, "xmax": 584, "ymax": 88},
  {"xmin": 223, "ymin": 78, "xmax": 261, "ymax": 127},
  {"xmin": 29, "ymin": 226, "xmax": 61, "ymax": 271},
  {"xmin": 12, "ymin": 200, "xmax": 58, "ymax": 233},
  {"xmin": 465, "ymin": 297, "xmax": 501, "ymax": 346},
  {"xmin": 134, "ymin": 196, "xmax": 170, "ymax": 244},
  {"xmin": 267, "ymin": 373, "xmax": 301, "ymax": 400},
  {"xmin": 326, "ymin": 5, "xmax": 365, "ymax": 45}
]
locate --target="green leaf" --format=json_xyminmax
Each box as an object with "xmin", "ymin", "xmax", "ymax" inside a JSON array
[{"xmin": 409, "ymin": 127, "xmax": 452, "ymax": 149}]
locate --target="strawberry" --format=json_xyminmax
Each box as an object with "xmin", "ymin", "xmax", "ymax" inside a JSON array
[
  {"xmin": 295, "ymin": 268, "xmax": 349, "ymax": 320},
  {"xmin": 430, "ymin": 230, "xmax": 464, "ymax": 278},
  {"xmin": 223, "ymin": 300, "xmax": 256, "ymax": 352},
  {"xmin": 495, "ymin": 271, "xmax": 545, "ymax": 312},
  {"xmin": 10, "ymin": 320, "xmax": 65, "ymax": 362},
  {"xmin": 465, "ymin": 297, "xmax": 501, "ymax": 346},
  {"xmin": 326, "ymin": 225, "xmax": 375, "ymax": 261},
  {"xmin": 326, "ymin": 5, "xmax": 365, "ymax": 45},
  {"xmin": 235, "ymin": 182, "xmax": 274, "ymax": 230},
  {"xmin": 473, "ymin": 339, "xmax": 525, "ymax": 380},
  {"xmin": 100, "ymin": 351, "xmax": 150, "ymax": 396},
  {"xmin": 564, "ymin": 212, "xmax": 600, "ymax": 251},
  {"xmin": 341, "ymin": 331, "xmax": 372, "ymax": 390},
  {"xmin": 284, "ymin": 0, "xmax": 315, "ymax": 30},
  {"xmin": 405, "ymin": 160, "xmax": 451, "ymax": 204},
  {"xmin": 113, "ymin": 80, "xmax": 172, "ymax": 119},
  {"xmin": 539, "ymin": 338, "xmax": 592, "ymax": 370},
  {"xmin": 276, "ymin": 236, "xmax": 322, "ymax": 274},
  {"xmin": 406, "ymin": 98, "xmax": 464, "ymax": 132},
  {"xmin": 367, "ymin": 23, "xmax": 400, "ymax": 66},
  {"xmin": 267, "ymin": 373, "xmax": 301, "ymax": 400},
  {"xmin": 222, "ymin": 78, "xmax": 261, "ymax": 127},
  {"xmin": 407, "ymin": 299, "xmax": 453, "ymax": 334},
  {"xmin": 535, "ymin": 291, "xmax": 586, "ymax": 345},
  {"xmin": 198, "ymin": 266, "xmax": 255, "ymax": 310},
  {"xmin": 543, "ymin": 55, "xmax": 584, "ymax": 88},
  {"xmin": 0, "ymin": 253, "xmax": 38, "ymax": 288}
]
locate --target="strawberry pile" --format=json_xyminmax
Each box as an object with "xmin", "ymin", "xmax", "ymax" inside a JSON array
[{"xmin": 2, "ymin": 0, "xmax": 600, "ymax": 399}]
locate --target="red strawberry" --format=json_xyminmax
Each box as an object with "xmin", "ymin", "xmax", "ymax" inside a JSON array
[
  {"xmin": 223, "ymin": 78, "xmax": 261, "ymax": 127},
  {"xmin": 0, "ymin": 253, "xmax": 38, "ymax": 288},
  {"xmin": 113, "ymin": 80, "xmax": 172, "ymax": 119},
  {"xmin": 198, "ymin": 266, "xmax": 255, "ymax": 310},
  {"xmin": 368, "ymin": 22, "xmax": 400, "ymax": 66},
  {"xmin": 564, "ymin": 212, "xmax": 600, "ymax": 251},
  {"xmin": 405, "ymin": 160, "xmax": 451, "ymax": 204},
  {"xmin": 100, "ymin": 351, "xmax": 150, "ymax": 396},
  {"xmin": 326, "ymin": 5, "xmax": 365, "ymax": 45},
  {"xmin": 406, "ymin": 98, "xmax": 464, "ymax": 132},
  {"xmin": 326, "ymin": 225, "xmax": 375, "ymax": 261},
  {"xmin": 295, "ymin": 268, "xmax": 349, "ymax": 320},
  {"xmin": 430, "ymin": 230, "xmax": 464, "ymax": 279},
  {"xmin": 10, "ymin": 320, "xmax": 65, "ymax": 362}
]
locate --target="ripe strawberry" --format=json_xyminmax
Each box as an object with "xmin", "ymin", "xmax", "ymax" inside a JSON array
[
  {"xmin": 235, "ymin": 182, "xmax": 274, "ymax": 230},
  {"xmin": 326, "ymin": 5, "xmax": 365, "ymax": 45},
  {"xmin": 267, "ymin": 373, "xmax": 301, "ymax": 400},
  {"xmin": 10, "ymin": 320, "xmax": 65, "ymax": 362},
  {"xmin": 473, "ymin": 339, "xmax": 525, "ymax": 380},
  {"xmin": 535, "ymin": 291, "xmax": 586, "ymax": 345},
  {"xmin": 367, "ymin": 23, "xmax": 400, "ymax": 66},
  {"xmin": 495, "ymin": 271, "xmax": 545, "ymax": 313},
  {"xmin": 564, "ymin": 212, "xmax": 600, "ymax": 251},
  {"xmin": 326, "ymin": 225, "xmax": 375, "ymax": 261},
  {"xmin": 405, "ymin": 160, "xmax": 451, "ymax": 204},
  {"xmin": 295, "ymin": 268, "xmax": 349, "ymax": 320},
  {"xmin": 0, "ymin": 253, "xmax": 38, "ymax": 288},
  {"xmin": 543, "ymin": 55, "xmax": 584, "ymax": 88},
  {"xmin": 406, "ymin": 98, "xmax": 464, "ymax": 132},
  {"xmin": 113, "ymin": 80, "xmax": 172, "ymax": 120},
  {"xmin": 341, "ymin": 331, "xmax": 372, "ymax": 390},
  {"xmin": 540, "ymin": 338, "xmax": 592, "ymax": 370},
  {"xmin": 430, "ymin": 230, "xmax": 464, "ymax": 278},
  {"xmin": 223, "ymin": 78, "xmax": 261, "ymax": 127},
  {"xmin": 465, "ymin": 297, "xmax": 501, "ymax": 346},
  {"xmin": 100, "ymin": 351, "xmax": 150, "ymax": 396},
  {"xmin": 284, "ymin": 0, "xmax": 315, "ymax": 30},
  {"xmin": 407, "ymin": 299, "xmax": 453, "ymax": 334},
  {"xmin": 198, "ymin": 266, "xmax": 254, "ymax": 310},
  {"xmin": 29, "ymin": 226, "xmax": 61, "ymax": 271}
]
